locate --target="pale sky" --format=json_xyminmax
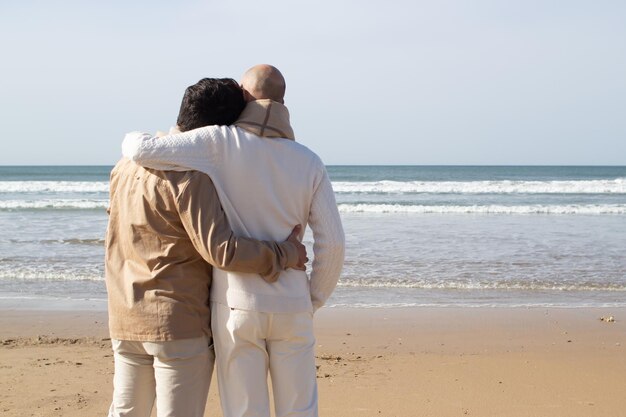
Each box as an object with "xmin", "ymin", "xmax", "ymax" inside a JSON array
[{"xmin": 1, "ymin": 0, "xmax": 625, "ymax": 165}]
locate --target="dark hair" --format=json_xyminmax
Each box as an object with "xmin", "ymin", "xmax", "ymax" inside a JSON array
[{"xmin": 176, "ymin": 78, "xmax": 245, "ymax": 132}]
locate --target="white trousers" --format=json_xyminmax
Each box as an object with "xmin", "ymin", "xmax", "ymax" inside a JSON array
[
  {"xmin": 108, "ymin": 336, "xmax": 214, "ymax": 417},
  {"xmin": 211, "ymin": 302, "xmax": 318, "ymax": 417}
]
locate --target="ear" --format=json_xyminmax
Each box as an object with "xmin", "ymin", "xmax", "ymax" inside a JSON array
[{"xmin": 242, "ymin": 89, "xmax": 253, "ymax": 102}]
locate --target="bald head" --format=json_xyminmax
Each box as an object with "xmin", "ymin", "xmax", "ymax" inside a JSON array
[{"xmin": 241, "ymin": 64, "xmax": 286, "ymax": 103}]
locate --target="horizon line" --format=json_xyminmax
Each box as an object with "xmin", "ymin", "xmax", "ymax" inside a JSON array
[{"xmin": 1, "ymin": 164, "xmax": 625, "ymax": 168}]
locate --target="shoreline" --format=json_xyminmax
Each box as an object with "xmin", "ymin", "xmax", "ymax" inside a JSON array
[
  {"xmin": 2, "ymin": 305, "xmax": 625, "ymax": 340},
  {"xmin": 2, "ymin": 293, "xmax": 625, "ymax": 313}
]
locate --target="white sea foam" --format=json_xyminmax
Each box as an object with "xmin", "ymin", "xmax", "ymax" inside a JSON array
[
  {"xmin": 3, "ymin": 199, "xmax": 625, "ymax": 214},
  {"xmin": 3, "ymin": 269, "xmax": 623, "ymax": 293},
  {"xmin": 3, "ymin": 178, "xmax": 625, "ymax": 195},
  {"xmin": 0, "ymin": 181, "xmax": 109, "ymax": 193},
  {"xmin": 326, "ymin": 302, "xmax": 626, "ymax": 308},
  {"xmin": 7, "ymin": 238, "xmax": 105, "ymax": 245},
  {"xmin": 337, "ymin": 278, "xmax": 626, "ymax": 292},
  {"xmin": 0, "ymin": 199, "xmax": 108, "ymax": 210},
  {"xmin": 332, "ymin": 178, "xmax": 626, "ymax": 194},
  {"xmin": 0, "ymin": 270, "xmax": 104, "ymax": 281},
  {"xmin": 338, "ymin": 204, "xmax": 626, "ymax": 215}
]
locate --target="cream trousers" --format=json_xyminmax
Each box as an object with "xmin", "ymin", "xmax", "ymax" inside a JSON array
[
  {"xmin": 108, "ymin": 336, "xmax": 214, "ymax": 417},
  {"xmin": 211, "ymin": 302, "xmax": 318, "ymax": 417}
]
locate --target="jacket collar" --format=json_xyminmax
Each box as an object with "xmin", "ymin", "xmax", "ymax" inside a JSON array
[{"xmin": 234, "ymin": 99, "xmax": 295, "ymax": 140}]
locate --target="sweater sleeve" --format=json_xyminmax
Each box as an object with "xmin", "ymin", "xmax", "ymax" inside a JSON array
[
  {"xmin": 308, "ymin": 167, "xmax": 345, "ymax": 312},
  {"xmin": 122, "ymin": 127, "xmax": 221, "ymax": 174}
]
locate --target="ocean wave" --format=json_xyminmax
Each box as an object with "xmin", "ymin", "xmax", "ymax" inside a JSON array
[
  {"xmin": 326, "ymin": 302, "xmax": 626, "ymax": 308},
  {"xmin": 0, "ymin": 199, "xmax": 108, "ymax": 210},
  {"xmin": 7, "ymin": 238, "xmax": 105, "ymax": 246},
  {"xmin": 332, "ymin": 179, "xmax": 626, "ymax": 194},
  {"xmin": 0, "ymin": 270, "xmax": 104, "ymax": 281},
  {"xmin": 3, "ymin": 268, "xmax": 623, "ymax": 293},
  {"xmin": 338, "ymin": 204, "xmax": 626, "ymax": 215},
  {"xmin": 0, "ymin": 181, "xmax": 109, "ymax": 193},
  {"xmin": 3, "ymin": 178, "xmax": 625, "ymax": 195},
  {"xmin": 337, "ymin": 278, "xmax": 626, "ymax": 292},
  {"xmin": 3, "ymin": 199, "xmax": 625, "ymax": 214}
]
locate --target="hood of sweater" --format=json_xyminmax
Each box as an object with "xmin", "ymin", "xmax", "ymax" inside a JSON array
[{"xmin": 234, "ymin": 99, "xmax": 295, "ymax": 140}]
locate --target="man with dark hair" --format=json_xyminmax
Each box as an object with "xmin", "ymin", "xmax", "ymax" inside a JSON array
[
  {"xmin": 123, "ymin": 65, "xmax": 345, "ymax": 417},
  {"xmin": 106, "ymin": 78, "xmax": 308, "ymax": 417},
  {"xmin": 176, "ymin": 78, "xmax": 245, "ymax": 131}
]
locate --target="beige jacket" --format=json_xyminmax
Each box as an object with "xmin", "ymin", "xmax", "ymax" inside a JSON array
[{"xmin": 105, "ymin": 159, "xmax": 298, "ymax": 341}]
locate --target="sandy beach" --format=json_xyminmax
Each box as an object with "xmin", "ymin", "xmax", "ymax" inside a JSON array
[{"xmin": 1, "ymin": 307, "xmax": 625, "ymax": 417}]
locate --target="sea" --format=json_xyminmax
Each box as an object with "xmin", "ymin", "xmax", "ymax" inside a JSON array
[{"xmin": 1, "ymin": 165, "xmax": 625, "ymax": 310}]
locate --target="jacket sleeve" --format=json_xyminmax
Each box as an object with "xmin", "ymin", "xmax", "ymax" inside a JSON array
[
  {"xmin": 307, "ymin": 167, "xmax": 345, "ymax": 312},
  {"xmin": 176, "ymin": 172, "xmax": 298, "ymax": 283},
  {"xmin": 122, "ymin": 127, "xmax": 220, "ymax": 174}
]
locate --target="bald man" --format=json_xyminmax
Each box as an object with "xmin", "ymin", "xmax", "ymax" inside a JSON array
[
  {"xmin": 122, "ymin": 65, "xmax": 345, "ymax": 417},
  {"xmin": 240, "ymin": 64, "xmax": 286, "ymax": 103}
]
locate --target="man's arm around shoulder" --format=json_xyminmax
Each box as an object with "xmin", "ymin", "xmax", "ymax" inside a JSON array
[{"xmin": 122, "ymin": 126, "xmax": 227, "ymax": 173}]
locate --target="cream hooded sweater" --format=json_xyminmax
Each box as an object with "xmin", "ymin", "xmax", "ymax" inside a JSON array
[{"xmin": 122, "ymin": 100, "xmax": 345, "ymax": 313}]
